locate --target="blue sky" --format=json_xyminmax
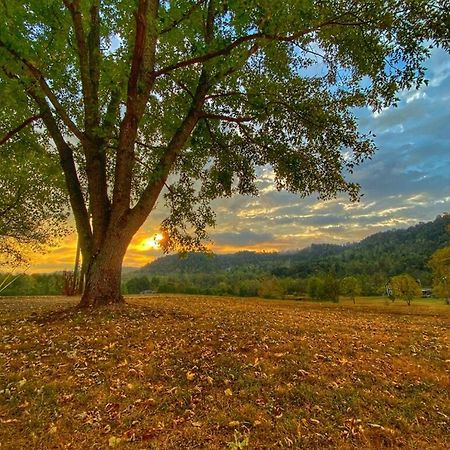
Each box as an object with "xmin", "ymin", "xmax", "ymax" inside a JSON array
[
  {"xmin": 32, "ymin": 47, "xmax": 450, "ymax": 271},
  {"xmin": 202, "ymin": 47, "xmax": 450, "ymax": 252}
]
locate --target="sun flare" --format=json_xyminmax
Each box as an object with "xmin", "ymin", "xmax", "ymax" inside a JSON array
[{"xmin": 141, "ymin": 233, "xmax": 164, "ymax": 250}]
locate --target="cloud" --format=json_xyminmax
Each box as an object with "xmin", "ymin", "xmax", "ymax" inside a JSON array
[{"xmin": 212, "ymin": 230, "xmax": 274, "ymax": 247}]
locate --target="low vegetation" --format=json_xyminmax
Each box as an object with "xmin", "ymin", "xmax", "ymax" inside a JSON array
[{"xmin": 1, "ymin": 295, "xmax": 448, "ymax": 449}]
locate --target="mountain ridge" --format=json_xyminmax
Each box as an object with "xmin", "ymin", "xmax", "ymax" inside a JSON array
[{"xmin": 135, "ymin": 215, "xmax": 450, "ymax": 283}]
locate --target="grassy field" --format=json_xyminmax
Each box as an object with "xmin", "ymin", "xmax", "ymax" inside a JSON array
[{"xmin": 0, "ymin": 295, "xmax": 449, "ymax": 449}]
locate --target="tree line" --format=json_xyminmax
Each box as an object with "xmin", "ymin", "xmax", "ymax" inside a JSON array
[
  {"xmin": 121, "ymin": 271, "xmax": 431, "ymax": 305},
  {"xmin": 1, "ymin": 261, "xmax": 447, "ymax": 306}
]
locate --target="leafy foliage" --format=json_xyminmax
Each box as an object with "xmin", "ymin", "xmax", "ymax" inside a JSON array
[
  {"xmin": 0, "ymin": 272, "xmax": 64, "ymax": 296},
  {"xmin": 390, "ymin": 274, "xmax": 421, "ymax": 305},
  {"xmin": 428, "ymin": 245, "xmax": 450, "ymax": 303},
  {"xmin": 0, "ymin": 1, "xmax": 448, "ymax": 303},
  {"xmin": 340, "ymin": 276, "xmax": 362, "ymax": 304},
  {"xmin": 0, "ymin": 141, "xmax": 69, "ymax": 266},
  {"xmin": 125, "ymin": 275, "xmax": 151, "ymax": 294}
]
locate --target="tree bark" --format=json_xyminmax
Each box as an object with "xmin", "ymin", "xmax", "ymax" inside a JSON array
[{"xmin": 79, "ymin": 231, "xmax": 130, "ymax": 307}]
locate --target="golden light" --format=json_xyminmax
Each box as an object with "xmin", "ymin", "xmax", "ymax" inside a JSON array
[{"xmin": 140, "ymin": 233, "xmax": 164, "ymax": 250}]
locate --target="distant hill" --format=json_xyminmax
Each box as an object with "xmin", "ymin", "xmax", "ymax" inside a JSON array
[{"xmin": 136, "ymin": 215, "xmax": 450, "ymax": 283}]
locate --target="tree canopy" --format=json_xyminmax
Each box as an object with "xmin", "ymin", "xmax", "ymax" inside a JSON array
[
  {"xmin": 0, "ymin": 0, "xmax": 448, "ymax": 305},
  {"xmin": 0, "ymin": 136, "xmax": 68, "ymax": 266},
  {"xmin": 390, "ymin": 274, "xmax": 421, "ymax": 305},
  {"xmin": 429, "ymin": 245, "xmax": 450, "ymax": 303}
]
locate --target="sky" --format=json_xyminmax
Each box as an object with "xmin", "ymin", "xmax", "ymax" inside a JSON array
[{"xmin": 30, "ymin": 48, "xmax": 450, "ymax": 272}]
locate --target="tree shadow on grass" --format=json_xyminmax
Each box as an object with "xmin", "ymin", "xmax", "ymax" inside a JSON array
[{"xmin": 23, "ymin": 301, "xmax": 195, "ymax": 325}]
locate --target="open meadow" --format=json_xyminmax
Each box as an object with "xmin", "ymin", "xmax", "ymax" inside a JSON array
[{"xmin": 0, "ymin": 295, "xmax": 449, "ymax": 449}]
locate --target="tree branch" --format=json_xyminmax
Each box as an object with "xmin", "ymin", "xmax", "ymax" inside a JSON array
[
  {"xmin": 127, "ymin": 0, "xmax": 217, "ymax": 230},
  {"xmin": 156, "ymin": 15, "xmax": 377, "ymax": 77},
  {"xmin": 136, "ymin": 140, "xmax": 165, "ymax": 151},
  {"xmin": 27, "ymin": 90, "xmax": 93, "ymax": 256},
  {"xmin": 87, "ymin": 0, "xmax": 101, "ymax": 126},
  {"xmin": 112, "ymin": 0, "xmax": 160, "ymax": 219},
  {"xmin": 127, "ymin": 0, "xmax": 151, "ymax": 103},
  {"xmin": 160, "ymin": 0, "xmax": 206, "ymax": 35},
  {"xmin": 0, "ymin": 39, "xmax": 87, "ymax": 144},
  {"xmin": 0, "ymin": 115, "xmax": 41, "ymax": 146},
  {"xmin": 63, "ymin": 1, "xmax": 109, "ymax": 252},
  {"xmin": 63, "ymin": 0, "xmax": 102, "ymax": 133},
  {"xmin": 156, "ymin": 32, "xmax": 262, "ymax": 76},
  {"xmin": 155, "ymin": 27, "xmax": 316, "ymax": 77},
  {"xmin": 0, "ymin": 186, "xmax": 23, "ymax": 218},
  {"xmin": 102, "ymin": 86, "xmax": 122, "ymax": 142},
  {"xmin": 200, "ymin": 113, "xmax": 256, "ymax": 123},
  {"xmin": 128, "ymin": 69, "xmax": 210, "ymax": 231}
]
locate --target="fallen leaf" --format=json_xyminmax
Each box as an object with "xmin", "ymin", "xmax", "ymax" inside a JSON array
[
  {"xmin": 186, "ymin": 371, "xmax": 196, "ymax": 381},
  {"xmin": 108, "ymin": 436, "xmax": 122, "ymax": 448}
]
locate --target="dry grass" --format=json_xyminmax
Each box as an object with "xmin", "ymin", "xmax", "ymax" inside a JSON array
[{"xmin": 0, "ymin": 295, "xmax": 449, "ymax": 449}]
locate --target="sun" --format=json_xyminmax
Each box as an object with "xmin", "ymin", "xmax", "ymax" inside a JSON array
[{"xmin": 141, "ymin": 233, "xmax": 164, "ymax": 250}]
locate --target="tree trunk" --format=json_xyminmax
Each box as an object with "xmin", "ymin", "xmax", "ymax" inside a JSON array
[{"xmin": 79, "ymin": 235, "xmax": 128, "ymax": 307}]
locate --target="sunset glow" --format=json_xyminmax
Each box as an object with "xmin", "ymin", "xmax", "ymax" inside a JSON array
[{"xmin": 140, "ymin": 233, "xmax": 164, "ymax": 251}]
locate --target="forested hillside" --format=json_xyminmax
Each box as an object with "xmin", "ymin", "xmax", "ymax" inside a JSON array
[
  {"xmin": 2, "ymin": 216, "xmax": 448, "ymax": 298},
  {"xmin": 138, "ymin": 215, "xmax": 450, "ymax": 284}
]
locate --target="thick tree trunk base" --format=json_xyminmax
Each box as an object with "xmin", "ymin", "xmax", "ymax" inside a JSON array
[
  {"xmin": 78, "ymin": 251, "xmax": 125, "ymax": 308},
  {"xmin": 78, "ymin": 293, "xmax": 125, "ymax": 308}
]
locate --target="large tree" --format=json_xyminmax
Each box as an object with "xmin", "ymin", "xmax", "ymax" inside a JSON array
[{"xmin": 0, "ymin": 1, "xmax": 448, "ymax": 306}]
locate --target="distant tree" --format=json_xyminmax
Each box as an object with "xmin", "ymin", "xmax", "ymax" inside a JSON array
[
  {"xmin": 390, "ymin": 274, "xmax": 421, "ymax": 306},
  {"xmin": 62, "ymin": 271, "xmax": 77, "ymax": 296},
  {"xmin": 126, "ymin": 276, "xmax": 151, "ymax": 295},
  {"xmin": 1, "ymin": 1, "xmax": 448, "ymax": 306},
  {"xmin": 150, "ymin": 276, "xmax": 161, "ymax": 291},
  {"xmin": 428, "ymin": 246, "xmax": 450, "ymax": 304},
  {"xmin": 321, "ymin": 274, "xmax": 340, "ymax": 303},
  {"xmin": 341, "ymin": 276, "xmax": 362, "ymax": 304},
  {"xmin": 238, "ymin": 279, "xmax": 259, "ymax": 297},
  {"xmin": 258, "ymin": 278, "xmax": 285, "ymax": 299},
  {"xmin": 307, "ymin": 277, "xmax": 324, "ymax": 300}
]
